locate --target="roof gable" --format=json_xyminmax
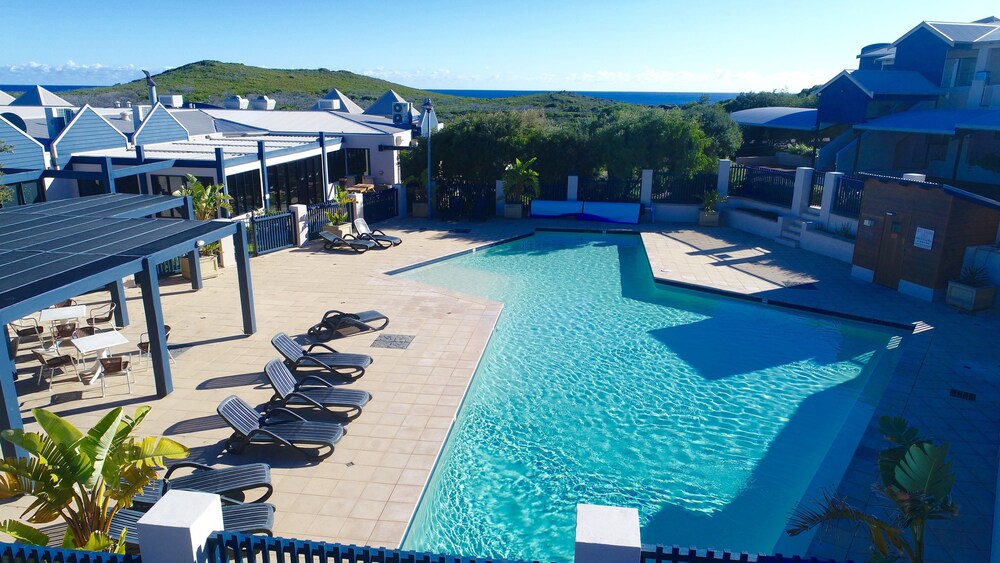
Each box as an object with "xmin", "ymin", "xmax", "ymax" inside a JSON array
[
  {"xmin": 133, "ymin": 103, "xmax": 189, "ymax": 146},
  {"xmin": 0, "ymin": 90, "xmax": 14, "ymax": 106},
  {"xmin": 816, "ymin": 70, "xmax": 939, "ymax": 98},
  {"xmin": 8, "ymin": 86, "xmax": 73, "ymax": 107},
  {"xmin": 0, "ymin": 113, "xmax": 46, "ymax": 171},
  {"xmin": 363, "ymin": 90, "xmax": 419, "ymax": 117},
  {"xmin": 51, "ymin": 105, "xmax": 129, "ymax": 167},
  {"xmin": 315, "ymin": 88, "xmax": 364, "ymax": 114}
]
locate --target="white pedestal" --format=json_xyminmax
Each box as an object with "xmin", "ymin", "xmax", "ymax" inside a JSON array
[
  {"xmin": 137, "ymin": 490, "xmax": 223, "ymax": 563},
  {"xmin": 575, "ymin": 504, "xmax": 641, "ymax": 563}
]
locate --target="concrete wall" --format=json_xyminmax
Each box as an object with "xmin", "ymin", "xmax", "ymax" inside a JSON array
[
  {"xmin": 800, "ymin": 227, "xmax": 856, "ymax": 263},
  {"xmin": 724, "ymin": 208, "xmax": 781, "ymax": 238}
]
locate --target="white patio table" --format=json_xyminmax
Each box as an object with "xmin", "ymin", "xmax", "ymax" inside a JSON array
[
  {"xmin": 71, "ymin": 331, "xmax": 130, "ymax": 384},
  {"xmin": 38, "ymin": 305, "xmax": 86, "ymax": 324}
]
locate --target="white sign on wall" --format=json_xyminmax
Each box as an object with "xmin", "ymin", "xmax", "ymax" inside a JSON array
[{"xmin": 914, "ymin": 227, "xmax": 934, "ymax": 250}]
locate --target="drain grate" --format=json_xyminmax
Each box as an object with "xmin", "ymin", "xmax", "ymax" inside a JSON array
[
  {"xmin": 371, "ymin": 334, "xmax": 415, "ymax": 349},
  {"xmin": 949, "ymin": 388, "xmax": 977, "ymax": 401}
]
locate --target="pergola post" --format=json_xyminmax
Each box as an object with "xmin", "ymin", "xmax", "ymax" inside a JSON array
[
  {"xmin": 234, "ymin": 221, "xmax": 256, "ymax": 335},
  {"xmin": 180, "ymin": 195, "xmax": 203, "ymax": 290},
  {"xmin": 108, "ymin": 279, "xmax": 129, "ymax": 327},
  {"xmin": 101, "ymin": 156, "xmax": 117, "ymax": 194},
  {"xmin": 137, "ymin": 257, "xmax": 172, "ymax": 397},
  {"xmin": 319, "ymin": 133, "xmax": 331, "ymax": 201},
  {"xmin": 136, "ymin": 146, "xmax": 151, "ymax": 195},
  {"xmin": 0, "ymin": 325, "xmax": 24, "ymax": 458}
]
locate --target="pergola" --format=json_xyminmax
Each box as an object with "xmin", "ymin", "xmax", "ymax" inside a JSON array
[{"xmin": 0, "ymin": 194, "xmax": 256, "ymax": 456}]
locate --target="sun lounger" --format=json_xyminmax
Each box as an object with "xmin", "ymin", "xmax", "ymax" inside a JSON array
[
  {"xmin": 306, "ymin": 309, "xmax": 389, "ymax": 341},
  {"xmin": 217, "ymin": 395, "xmax": 344, "ymax": 459},
  {"xmin": 271, "ymin": 332, "xmax": 372, "ymax": 382},
  {"xmin": 111, "ymin": 502, "xmax": 275, "ymax": 545},
  {"xmin": 265, "ymin": 359, "xmax": 371, "ymax": 420},
  {"xmin": 131, "ymin": 462, "xmax": 272, "ymax": 506},
  {"xmin": 319, "ymin": 230, "xmax": 375, "ymax": 253},
  {"xmin": 353, "ymin": 218, "xmax": 402, "ymax": 247}
]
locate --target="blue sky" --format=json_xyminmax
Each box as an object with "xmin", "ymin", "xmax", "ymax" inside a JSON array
[{"xmin": 1, "ymin": 1, "xmax": 997, "ymax": 92}]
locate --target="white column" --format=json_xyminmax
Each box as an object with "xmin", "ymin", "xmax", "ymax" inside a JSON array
[
  {"xmin": 395, "ymin": 183, "xmax": 406, "ymax": 218},
  {"xmin": 716, "ymin": 159, "xmax": 731, "ymax": 197},
  {"xmin": 567, "ymin": 176, "xmax": 579, "ymax": 202},
  {"xmin": 289, "ymin": 203, "xmax": 308, "ymax": 247},
  {"xmin": 819, "ymin": 171, "xmax": 843, "ymax": 228},
  {"xmin": 217, "ymin": 218, "xmax": 237, "ymax": 268},
  {"xmin": 575, "ymin": 504, "xmax": 641, "ymax": 563},
  {"xmin": 352, "ymin": 193, "xmax": 364, "ymax": 227},
  {"xmin": 137, "ymin": 490, "xmax": 223, "ymax": 563},
  {"xmin": 496, "ymin": 180, "xmax": 505, "ymax": 217},
  {"xmin": 790, "ymin": 167, "xmax": 814, "ymax": 216},
  {"xmin": 640, "ymin": 169, "xmax": 653, "ymax": 205}
]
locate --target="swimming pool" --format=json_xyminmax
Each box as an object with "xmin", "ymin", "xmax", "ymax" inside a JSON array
[{"xmin": 397, "ymin": 232, "xmax": 900, "ymax": 562}]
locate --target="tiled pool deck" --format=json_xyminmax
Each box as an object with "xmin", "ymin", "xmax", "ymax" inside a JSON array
[{"xmin": 3, "ymin": 218, "xmax": 998, "ymax": 562}]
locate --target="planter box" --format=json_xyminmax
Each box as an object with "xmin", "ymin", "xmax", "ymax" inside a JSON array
[
  {"xmin": 698, "ymin": 211, "xmax": 720, "ymax": 227},
  {"xmin": 412, "ymin": 202, "xmax": 429, "ymax": 218},
  {"xmin": 504, "ymin": 203, "xmax": 526, "ymax": 219},
  {"xmin": 946, "ymin": 281, "xmax": 996, "ymax": 311},
  {"xmin": 181, "ymin": 255, "xmax": 219, "ymax": 280},
  {"xmin": 323, "ymin": 223, "xmax": 353, "ymax": 238}
]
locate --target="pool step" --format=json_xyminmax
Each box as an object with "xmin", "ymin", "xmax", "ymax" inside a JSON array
[{"xmin": 775, "ymin": 216, "xmax": 807, "ymax": 248}]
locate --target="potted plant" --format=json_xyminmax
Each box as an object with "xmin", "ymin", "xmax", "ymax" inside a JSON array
[
  {"xmin": 322, "ymin": 187, "xmax": 354, "ymax": 237},
  {"xmin": 501, "ymin": 157, "xmax": 540, "ymax": 219},
  {"xmin": 173, "ymin": 174, "xmax": 233, "ymax": 280},
  {"xmin": 405, "ymin": 175, "xmax": 434, "ymax": 218},
  {"xmin": 946, "ymin": 264, "xmax": 996, "ymax": 311},
  {"xmin": 696, "ymin": 189, "xmax": 727, "ymax": 227},
  {"xmin": 0, "ymin": 406, "xmax": 188, "ymax": 552}
]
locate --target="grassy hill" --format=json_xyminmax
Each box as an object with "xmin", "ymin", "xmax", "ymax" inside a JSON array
[{"xmin": 60, "ymin": 60, "xmax": 617, "ymax": 122}]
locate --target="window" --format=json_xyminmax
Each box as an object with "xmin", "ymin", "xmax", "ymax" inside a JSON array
[
  {"xmin": 326, "ymin": 148, "xmax": 369, "ymax": 182},
  {"xmin": 77, "ymin": 179, "xmax": 104, "ymax": 197},
  {"xmin": 943, "ymin": 57, "xmax": 978, "ymax": 87},
  {"xmin": 925, "ymin": 136, "xmax": 948, "ymax": 162},
  {"xmin": 0, "ymin": 181, "xmax": 44, "ymax": 207},
  {"xmin": 151, "ymin": 174, "xmax": 214, "ymax": 218},
  {"xmin": 265, "ymin": 155, "xmax": 323, "ymax": 211},
  {"xmin": 226, "ymin": 170, "xmax": 263, "ymax": 216}
]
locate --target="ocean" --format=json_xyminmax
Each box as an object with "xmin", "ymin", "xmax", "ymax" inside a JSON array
[{"xmin": 428, "ymin": 89, "xmax": 738, "ymax": 106}]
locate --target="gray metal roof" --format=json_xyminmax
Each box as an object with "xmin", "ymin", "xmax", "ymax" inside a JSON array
[
  {"xmin": 818, "ymin": 70, "xmax": 940, "ymax": 98},
  {"xmin": 7, "ymin": 86, "xmax": 73, "ymax": 107},
  {"xmin": 0, "ymin": 90, "xmax": 14, "ymax": 105},
  {"xmin": 363, "ymin": 90, "xmax": 420, "ymax": 117},
  {"xmin": 854, "ymin": 109, "xmax": 993, "ymax": 135},
  {"xmin": 926, "ymin": 21, "xmax": 1000, "ymax": 43}
]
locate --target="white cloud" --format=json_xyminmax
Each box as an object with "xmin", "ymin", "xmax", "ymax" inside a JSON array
[{"xmin": 0, "ymin": 61, "xmax": 160, "ymax": 86}]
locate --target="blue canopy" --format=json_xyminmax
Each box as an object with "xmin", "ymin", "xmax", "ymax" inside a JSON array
[
  {"xmin": 730, "ymin": 107, "xmax": 819, "ymax": 131},
  {"xmin": 855, "ymin": 109, "xmax": 996, "ymax": 135}
]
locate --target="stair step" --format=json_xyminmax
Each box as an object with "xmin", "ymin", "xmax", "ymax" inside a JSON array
[{"xmin": 774, "ymin": 236, "xmax": 800, "ymax": 248}]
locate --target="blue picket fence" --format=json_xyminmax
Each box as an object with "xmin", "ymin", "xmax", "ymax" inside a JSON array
[
  {"xmin": 0, "ymin": 542, "xmax": 142, "ymax": 563},
  {"xmin": 364, "ymin": 187, "xmax": 399, "ymax": 224},
  {"xmin": 251, "ymin": 212, "xmax": 296, "ymax": 255},
  {"xmin": 206, "ymin": 532, "xmax": 547, "ymax": 563}
]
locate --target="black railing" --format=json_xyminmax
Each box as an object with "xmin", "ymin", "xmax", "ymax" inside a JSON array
[
  {"xmin": 305, "ymin": 202, "xmax": 344, "ymax": 241},
  {"xmin": 578, "ymin": 177, "xmax": 641, "ymax": 203},
  {"xmin": 539, "ymin": 182, "xmax": 566, "ymax": 201},
  {"xmin": 810, "ymin": 173, "xmax": 825, "ymax": 207},
  {"xmin": 832, "ymin": 176, "xmax": 864, "ymax": 218},
  {"xmin": 729, "ymin": 164, "xmax": 795, "ymax": 208},
  {"xmin": 364, "ymin": 187, "xmax": 399, "ymax": 224},
  {"xmin": 156, "ymin": 256, "xmax": 182, "ymax": 276},
  {"xmin": 207, "ymin": 532, "xmax": 545, "ymax": 563},
  {"xmin": 436, "ymin": 182, "xmax": 495, "ymax": 221},
  {"xmin": 251, "ymin": 211, "xmax": 296, "ymax": 255},
  {"xmin": 651, "ymin": 172, "xmax": 718, "ymax": 204},
  {"xmin": 640, "ymin": 545, "xmax": 848, "ymax": 563}
]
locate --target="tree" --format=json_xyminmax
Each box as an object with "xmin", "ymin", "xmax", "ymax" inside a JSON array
[
  {"xmin": 590, "ymin": 106, "xmax": 709, "ymax": 178},
  {"xmin": 0, "ymin": 140, "xmax": 13, "ymax": 206},
  {"xmin": 0, "ymin": 406, "xmax": 188, "ymax": 552},
  {"xmin": 722, "ymin": 88, "xmax": 819, "ymax": 113},
  {"xmin": 501, "ymin": 157, "xmax": 540, "ymax": 202},
  {"xmin": 682, "ymin": 101, "xmax": 743, "ymax": 161},
  {"xmin": 787, "ymin": 416, "xmax": 958, "ymax": 563},
  {"xmin": 173, "ymin": 174, "xmax": 233, "ymax": 220}
]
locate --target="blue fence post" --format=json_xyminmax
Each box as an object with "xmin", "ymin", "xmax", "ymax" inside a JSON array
[{"xmin": 0, "ymin": 325, "xmax": 24, "ymax": 458}]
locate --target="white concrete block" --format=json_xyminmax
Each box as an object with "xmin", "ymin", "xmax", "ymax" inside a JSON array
[
  {"xmin": 567, "ymin": 176, "xmax": 579, "ymax": 202},
  {"xmin": 716, "ymin": 159, "xmax": 731, "ymax": 197},
  {"xmin": 137, "ymin": 490, "xmax": 223, "ymax": 563},
  {"xmin": 640, "ymin": 169, "xmax": 653, "ymax": 205},
  {"xmin": 575, "ymin": 504, "xmax": 641, "ymax": 563}
]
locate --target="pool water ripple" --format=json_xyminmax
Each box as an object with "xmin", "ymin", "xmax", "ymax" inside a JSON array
[{"xmin": 399, "ymin": 233, "xmax": 896, "ymax": 562}]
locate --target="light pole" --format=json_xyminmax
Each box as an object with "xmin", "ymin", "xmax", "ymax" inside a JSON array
[{"xmin": 420, "ymin": 98, "xmax": 438, "ymax": 220}]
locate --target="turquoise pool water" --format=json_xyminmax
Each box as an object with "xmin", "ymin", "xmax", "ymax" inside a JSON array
[{"xmin": 397, "ymin": 232, "xmax": 898, "ymax": 562}]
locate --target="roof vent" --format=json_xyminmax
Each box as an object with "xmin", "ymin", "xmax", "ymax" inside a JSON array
[
  {"xmin": 224, "ymin": 95, "xmax": 249, "ymax": 110},
  {"xmin": 251, "ymin": 96, "xmax": 276, "ymax": 111},
  {"xmin": 120, "ymin": 112, "xmax": 131, "ymax": 122},
  {"xmin": 158, "ymin": 94, "xmax": 184, "ymax": 108},
  {"xmin": 317, "ymin": 99, "xmax": 341, "ymax": 110}
]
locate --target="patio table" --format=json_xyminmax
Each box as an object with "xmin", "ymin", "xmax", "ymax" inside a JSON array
[
  {"xmin": 38, "ymin": 305, "xmax": 86, "ymax": 324},
  {"xmin": 71, "ymin": 331, "xmax": 130, "ymax": 383}
]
